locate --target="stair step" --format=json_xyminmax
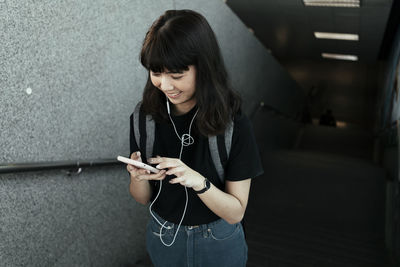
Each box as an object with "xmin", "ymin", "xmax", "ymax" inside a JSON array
[
  {"xmin": 245, "ymin": 148, "xmax": 387, "ymax": 267},
  {"xmin": 296, "ymin": 125, "xmax": 374, "ymax": 159},
  {"xmin": 246, "ymin": 228, "xmax": 384, "ymax": 262},
  {"xmin": 245, "ymin": 219, "xmax": 385, "ymax": 253},
  {"xmin": 246, "ymin": 228, "xmax": 385, "ymax": 267}
]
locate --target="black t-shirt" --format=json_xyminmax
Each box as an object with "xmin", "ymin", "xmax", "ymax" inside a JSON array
[{"xmin": 129, "ymin": 106, "xmax": 264, "ymax": 225}]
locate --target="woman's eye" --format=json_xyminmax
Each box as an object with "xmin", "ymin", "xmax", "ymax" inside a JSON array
[
  {"xmin": 171, "ymin": 76, "xmax": 183, "ymax": 80},
  {"xmin": 151, "ymin": 72, "xmax": 161, "ymax": 77}
]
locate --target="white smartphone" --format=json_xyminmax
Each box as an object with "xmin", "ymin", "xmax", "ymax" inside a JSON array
[{"xmin": 117, "ymin": 155, "xmax": 160, "ymax": 173}]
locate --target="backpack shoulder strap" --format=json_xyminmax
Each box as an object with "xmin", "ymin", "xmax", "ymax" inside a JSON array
[
  {"xmin": 133, "ymin": 102, "xmax": 141, "ymax": 150},
  {"xmin": 133, "ymin": 101, "xmax": 155, "ymax": 162},
  {"xmin": 208, "ymin": 120, "xmax": 234, "ymax": 184},
  {"xmin": 224, "ymin": 120, "xmax": 234, "ymax": 156}
]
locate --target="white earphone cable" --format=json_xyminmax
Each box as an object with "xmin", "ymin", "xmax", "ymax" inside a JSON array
[{"xmin": 148, "ymin": 98, "xmax": 198, "ymax": 247}]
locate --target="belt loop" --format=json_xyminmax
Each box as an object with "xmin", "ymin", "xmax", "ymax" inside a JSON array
[{"xmin": 202, "ymin": 222, "xmax": 210, "ymax": 238}]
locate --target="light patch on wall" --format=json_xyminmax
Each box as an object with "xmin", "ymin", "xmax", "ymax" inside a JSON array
[
  {"xmin": 336, "ymin": 121, "xmax": 348, "ymax": 128},
  {"xmin": 26, "ymin": 87, "xmax": 32, "ymax": 95},
  {"xmin": 303, "ymin": 0, "xmax": 360, "ymax": 7},
  {"xmin": 312, "ymin": 118, "xmax": 348, "ymax": 128},
  {"xmin": 322, "ymin": 53, "xmax": 358, "ymax": 61},
  {"xmin": 276, "ymin": 26, "xmax": 289, "ymax": 47},
  {"xmin": 314, "ymin": 32, "xmax": 359, "ymax": 41}
]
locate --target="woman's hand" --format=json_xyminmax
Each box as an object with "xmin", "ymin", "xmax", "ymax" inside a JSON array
[
  {"xmin": 148, "ymin": 157, "xmax": 205, "ymax": 190},
  {"xmin": 127, "ymin": 151, "xmax": 167, "ymax": 181}
]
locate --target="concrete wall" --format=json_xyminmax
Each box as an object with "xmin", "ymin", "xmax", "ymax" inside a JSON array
[
  {"xmin": 388, "ymin": 26, "xmax": 400, "ymax": 126},
  {"xmin": 0, "ymin": 0, "xmax": 305, "ymax": 266},
  {"xmin": 377, "ymin": 24, "xmax": 400, "ymax": 129},
  {"xmin": 376, "ymin": 21, "xmax": 400, "ymax": 265}
]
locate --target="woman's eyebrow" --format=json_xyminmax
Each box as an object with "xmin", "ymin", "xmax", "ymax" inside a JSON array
[{"xmin": 166, "ymin": 71, "xmax": 184, "ymax": 74}]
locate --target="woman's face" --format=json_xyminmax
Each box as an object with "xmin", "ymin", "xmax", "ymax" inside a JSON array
[{"xmin": 150, "ymin": 65, "xmax": 196, "ymax": 115}]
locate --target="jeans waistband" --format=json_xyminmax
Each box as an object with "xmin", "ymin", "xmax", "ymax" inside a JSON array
[{"xmin": 151, "ymin": 212, "xmax": 224, "ymax": 233}]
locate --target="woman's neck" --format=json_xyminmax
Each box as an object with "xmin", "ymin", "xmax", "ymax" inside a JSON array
[{"xmin": 173, "ymin": 100, "xmax": 196, "ymax": 115}]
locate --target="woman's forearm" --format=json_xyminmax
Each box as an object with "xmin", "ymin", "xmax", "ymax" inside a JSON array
[
  {"xmin": 129, "ymin": 176, "xmax": 152, "ymax": 205},
  {"xmin": 196, "ymin": 183, "xmax": 248, "ymax": 224}
]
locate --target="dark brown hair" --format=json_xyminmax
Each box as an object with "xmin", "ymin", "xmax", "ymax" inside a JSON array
[{"xmin": 140, "ymin": 9, "xmax": 241, "ymax": 136}]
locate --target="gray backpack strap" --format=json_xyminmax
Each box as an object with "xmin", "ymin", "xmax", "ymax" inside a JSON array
[
  {"xmin": 145, "ymin": 114, "xmax": 155, "ymax": 160},
  {"xmin": 224, "ymin": 120, "xmax": 234, "ymax": 155},
  {"xmin": 208, "ymin": 120, "xmax": 234, "ymax": 184},
  {"xmin": 209, "ymin": 136, "xmax": 224, "ymax": 183},
  {"xmin": 133, "ymin": 102, "xmax": 141, "ymax": 150},
  {"xmin": 133, "ymin": 101, "xmax": 155, "ymax": 161}
]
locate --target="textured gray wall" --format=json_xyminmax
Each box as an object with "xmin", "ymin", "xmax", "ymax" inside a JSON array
[
  {"xmin": 0, "ymin": 0, "xmax": 304, "ymax": 266},
  {"xmin": 377, "ymin": 21, "xmax": 400, "ymax": 262}
]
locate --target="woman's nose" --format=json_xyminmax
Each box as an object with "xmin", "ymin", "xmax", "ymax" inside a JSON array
[{"xmin": 160, "ymin": 76, "xmax": 173, "ymax": 91}]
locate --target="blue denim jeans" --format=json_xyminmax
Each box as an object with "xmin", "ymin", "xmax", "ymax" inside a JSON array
[{"xmin": 146, "ymin": 212, "xmax": 248, "ymax": 267}]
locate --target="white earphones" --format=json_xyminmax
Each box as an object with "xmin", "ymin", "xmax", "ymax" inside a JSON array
[
  {"xmin": 166, "ymin": 98, "xmax": 171, "ymax": 114},
  {"xmin": 148, "ymin": 97, "xmax": 198, "ymax": 247}
]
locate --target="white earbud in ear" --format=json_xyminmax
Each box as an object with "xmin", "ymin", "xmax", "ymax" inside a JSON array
[{"xmin": 166, "ymin": 97, "xmax": 171, "ymax": 115}]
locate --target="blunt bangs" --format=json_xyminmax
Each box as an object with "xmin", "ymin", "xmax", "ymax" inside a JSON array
[{"xmin": 141, "ymin": 28, "xmax": 195, "ymax": 73}]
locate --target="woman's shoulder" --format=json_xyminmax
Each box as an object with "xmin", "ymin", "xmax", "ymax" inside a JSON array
[
  {"xmin": 230, "ymin": 110, "xmax": 257, "ymax": 145},
  {"xmin": 232, "ymin": 110, "xmax": 251, "ymax": 129}
]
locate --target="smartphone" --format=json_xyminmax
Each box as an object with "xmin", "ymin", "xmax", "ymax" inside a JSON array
[{"xmin": 117, "ymin": 155, "xmax": 160, "ymax": 173}]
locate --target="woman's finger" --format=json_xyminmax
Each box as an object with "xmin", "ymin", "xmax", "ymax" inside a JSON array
[
  {"xmin": 137, "ymin": 169, "xmax": 167, "ymax": 181},
  {"xmin": 126, "ymin": 162, "xmax": 145, "ymax": 173},
  {"xmin": 126, "ymin": 164, "xmax": 138, "ymax": 173},
  {"xmin": 136, "ymin": 168, "xmax": 149, "ymax": 175},
  {"xmin": 155, "ymin": 159, "xmax": 183, "ymax": 170},
  {"xmin": 147, "ymin": 156, "xmax": 164, "ymax": 164},
  {"xmin": 148, "ymin": 156, "xmax": 180, "ymax": 165},
  {"xmin": 170, "ymin": 177, "xmax": 193, "ymax": 188},
  {"xmin": 165, "ymin": 166, "xmax": 185, "ymax": 176},
  {"xmin": 169, "ymin": 176, "xmax": 185, "ymax": 184},
  {"xmin": 130, "ymin": 151, "xmax": 142, "ymax": 162}
]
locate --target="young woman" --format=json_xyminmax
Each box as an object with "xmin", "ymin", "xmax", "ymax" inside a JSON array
[{"xmin": 126, "ymin": 9, "xmax": 263, "ymax": 267}]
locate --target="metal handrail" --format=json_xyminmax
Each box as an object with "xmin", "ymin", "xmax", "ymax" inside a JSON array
[
  {"xmin": 0, "ymin": 158, "xmax": 123, "ymax": 174},
  {"xmin": 1, "ymin": 103, "xmax": 296, "ymax": 175},
  {"xmin": 250, "ymin": 102, "xmax": 298, "ymax": 121}
]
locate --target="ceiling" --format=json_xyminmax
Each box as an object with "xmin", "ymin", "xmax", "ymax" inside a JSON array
[
  {"xmin": 226, "ymin": 0, "xmax": 393, "ymax": 63},
  {"xmin": 226, "ymin": 0, "xmax": 397, "ymax": 127}
]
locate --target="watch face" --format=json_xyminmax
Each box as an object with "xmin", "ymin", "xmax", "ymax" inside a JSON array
[{"xmin": 196, "ymin": 179, "xmax": 210, "ymax": 194}]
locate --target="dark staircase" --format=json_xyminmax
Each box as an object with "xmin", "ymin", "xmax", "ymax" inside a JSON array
[{"xmin": 246, "ymin": 124, "xmax": 388, "ymax": 267}]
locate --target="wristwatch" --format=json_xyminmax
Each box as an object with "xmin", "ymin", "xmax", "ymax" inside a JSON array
[{"xmin": 195, "ymin": 178, "xmax": 211, "ymax": 194}]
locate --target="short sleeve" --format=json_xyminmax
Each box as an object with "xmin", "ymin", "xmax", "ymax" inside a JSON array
[{"xmin": 225, "ymin": 113, "xmax": 264, "ymax": 181}]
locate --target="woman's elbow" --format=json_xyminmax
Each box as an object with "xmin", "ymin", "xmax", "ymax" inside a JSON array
[
  {"xmin": 129, "ymin": 190, "xmax": 150, "ymax": 205},
  {"xmin": 131, "ymin": 195, "xmax": 150, "ymax": 205},
  {"xmin": 136, "ymin": 198, "xmax": 150, "ymax": 206},
  {"xmin": 226, "ymin": 213, "xmax": 244, "ymax": 225}
]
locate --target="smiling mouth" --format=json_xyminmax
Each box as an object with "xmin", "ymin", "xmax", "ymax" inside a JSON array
[{"xmin": 166, "ymin": 92, "xmax": 182, "ymax": 99}]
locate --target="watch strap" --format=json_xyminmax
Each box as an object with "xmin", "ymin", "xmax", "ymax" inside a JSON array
[{"xmin": 195, "ymin": 179, "xmax": 210, "ymax": 194}]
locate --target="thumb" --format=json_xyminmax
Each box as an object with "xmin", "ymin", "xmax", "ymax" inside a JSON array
[{"xmin": 131, "ymin": 151, "xmax": 142, "ymax": 162}]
